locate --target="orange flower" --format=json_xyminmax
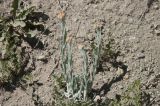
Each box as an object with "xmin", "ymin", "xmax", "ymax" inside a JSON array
[{"xmin": 57, "ymin": 11, "xmax": 65, "ymax": 20}]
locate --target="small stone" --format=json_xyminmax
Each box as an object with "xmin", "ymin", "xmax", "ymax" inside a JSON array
[
  {"xmin": 73, "ymin": 18, "xmax": 78, "ymax": 22},
  {"xmin": 119, "ymin": 85, "xmax": 123, "ymax": 89},
  {"xmin": 116, "ymin": 67, "xmax": 124, "ymax": 76},
  {"xmin": 137, "ymin": 52, "xmax": 145, "ymax": 59},
  {"xmin": 155, "ymin": 29, "xmax": 160, "ymax": 36},
  {"xmin": 128, "ymin": 18, "xmax": 133, "ymax": 24},
  {"xmin": 37, "ymin": 55, "xmax": 45, "ymax": 60},
  {"xmin": 0, "ymin": 50, "xmax": 7, "ymax": 60},
  {"xmin": 154, "ymin": 5, "xmax": 159, "ymax": 10},
  {"xmin": 37, "ymin": 55, "xmax": 48, "ymax": 62},
  {"xmin": 93, "ymin": 5, "xmax": 98, "ymax": 9},
  {"xmin": 94, "ymin": 95, "xmax": 101, "ymax": 103},
  {"xmin": 124, "ymin": 74, "xmax": 129, "ymax": 80}
]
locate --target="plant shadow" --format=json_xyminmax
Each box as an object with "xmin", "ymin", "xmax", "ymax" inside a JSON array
[
  {"xmin": 23, "ymin": 12, "xmax": 51, "ymax": 49},
  {"xmin": 99, "ymin": 63, "xmax": 127, "ymax": 96},
  {"xmin": 93, "ymin": 50, "xmax": 128, "ymax": 96}
]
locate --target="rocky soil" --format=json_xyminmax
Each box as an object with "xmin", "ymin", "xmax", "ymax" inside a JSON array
[{"xmin": 0, "ymin": 0, "xmax": 160, "ymax": 106}]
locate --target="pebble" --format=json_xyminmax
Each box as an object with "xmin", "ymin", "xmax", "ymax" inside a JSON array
[
  {"xmin": 93, "ymin": 5, "xmax": 98, "ymax": 9},
  {"xmin": 119, "ymin": 85, "xmax": 123, "ymax": 89},
  {"xmin": 155, "ymin": 29, "xmax": 160, "ymax": 36},
  {"xmin": 73, "ymin": 17, "xmax": 79, "ymax": 22},
  {"xmin": 154, "ymin": 5, "xmax": 159, "ymax": 10},
  {"xmin": 116, "ymin": 67, "xmax": 124, "ymax": 76},
  {"xmin": 37, "ymin": 55, "xmax": 48, "ymax": 62},
  {"xmin": 0, "ymin": 50, "xmax": 7, "ymax": 60},
  {"xmin": 137, "ymin": 52, "xmax": 145, "ymax": 59},
  {"xmin": 94, "ymin": 95, "xmax": 101, "ymax": 103},
  {"xmin": 124, "ymin": 74, "xmax": 129, "ymax": 80}
]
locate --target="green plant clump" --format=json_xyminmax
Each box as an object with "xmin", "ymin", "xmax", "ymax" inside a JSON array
[
  {"xmin": 52, "ymin": 13, "xmax": 103, "ymax": 105},
  {"xmin": 110, "ymin": 80, "xmax": 141, "ymax": 106},
  {"xmin": 0, "ymin": 0, "xmax": 37, "ymax": 84}
]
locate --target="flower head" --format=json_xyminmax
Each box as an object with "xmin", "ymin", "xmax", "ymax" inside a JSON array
[{"xmin": 57, "ymin": 11, "xmax": 65, "ymax": 20}]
